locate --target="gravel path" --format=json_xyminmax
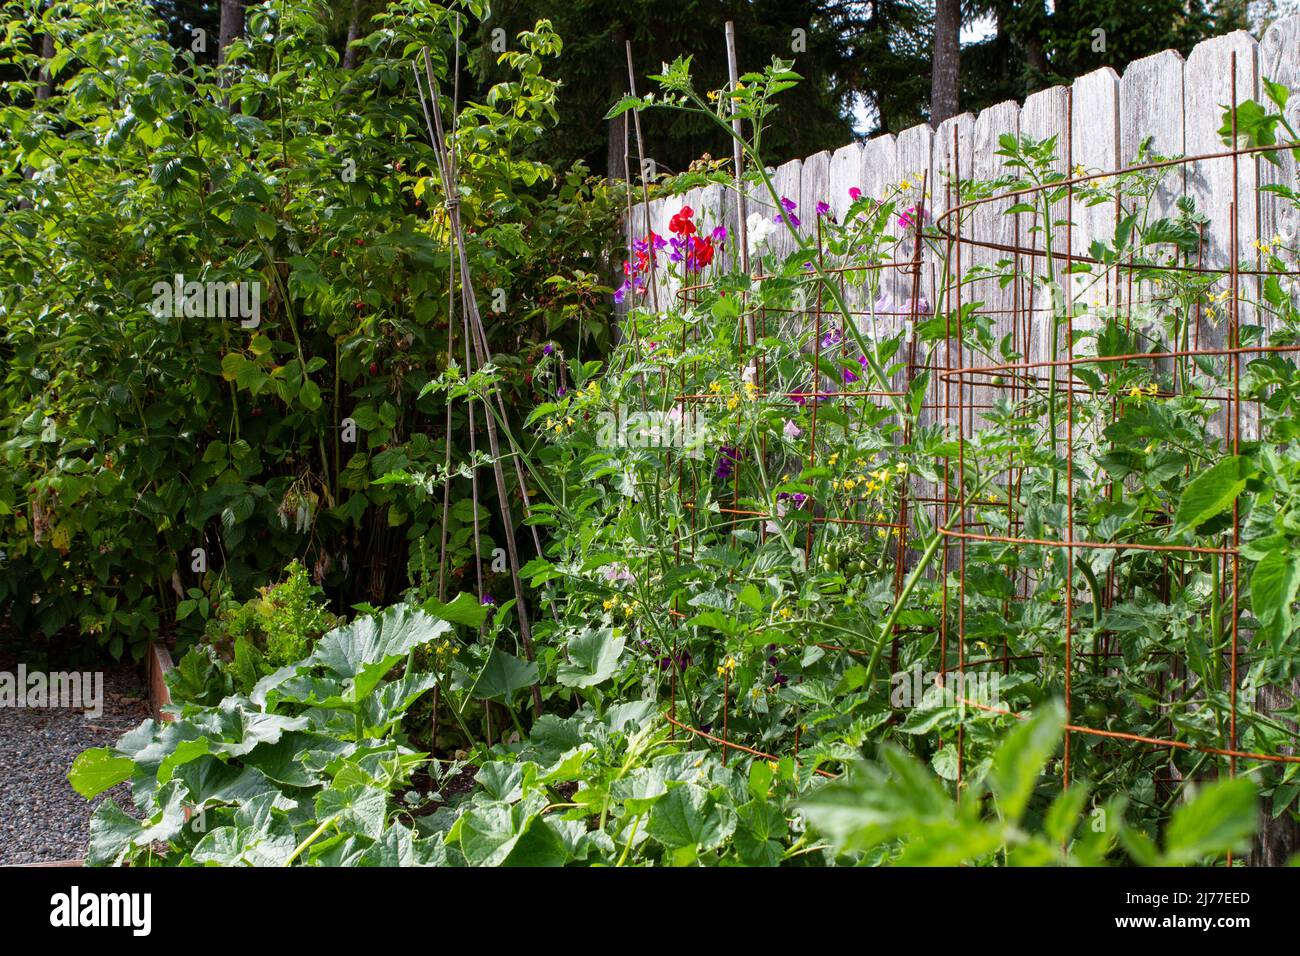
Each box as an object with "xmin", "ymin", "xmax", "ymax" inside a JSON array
[{"xmin": 0, "ymin": 639, "xmax": 150, "ymax": 865}]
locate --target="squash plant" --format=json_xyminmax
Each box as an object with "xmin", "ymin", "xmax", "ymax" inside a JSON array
[{"xmin": 70, "ymin": 603, "xmax": 461, "ymax": 865}]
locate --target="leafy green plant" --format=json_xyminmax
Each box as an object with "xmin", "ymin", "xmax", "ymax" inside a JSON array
[
  {"xmin": 799, "ymin": 702, "xmax": 1258, "ymax": 865},
  {"xmin": 70, "ymin": 603, "xmax": 458, "ymax": 865},
  {"xmin": 60, "ymin": 24, "xmax": 1300, "ymax": 868},
  {"xmin": 0, "ymin": 0, "xmax": 619, "ymax": 655}
]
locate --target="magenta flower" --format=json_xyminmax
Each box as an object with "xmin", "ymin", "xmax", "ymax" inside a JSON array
[
  {"xmin": 897, "ymin": 205, "xmax": 928, "ymax": 231},
  {"xmin": 816, "ymin": 201, "xmax": 831, "ymax": 218},
  {"xmin": 711, "ymin": 225, "xmax": 727, "ymax": 242},
  {"xmin": 849, "ymin": 186, "xmax": 862, "ymax": 201}
]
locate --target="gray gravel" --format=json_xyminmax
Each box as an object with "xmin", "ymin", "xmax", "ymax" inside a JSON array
[{"xmin": 0, "ymin": 640, "xmax": 150, "ymax": 865}]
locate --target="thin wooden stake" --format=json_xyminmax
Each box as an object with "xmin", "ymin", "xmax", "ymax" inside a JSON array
[
  {"xmin": 724, "ymin": 20, "xmax": 753, "ymax": 324},
  {"xmin": 625, "ymin": 41, "xmax": 659, "ymax": 314},
  {"xmin": 415, "ymin": 49, "xmax": 542, "ymax": 717}
]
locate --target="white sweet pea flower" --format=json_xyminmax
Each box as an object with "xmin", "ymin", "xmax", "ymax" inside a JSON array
[{"xmin": 746, "ymin": 212, "xmax": 776, "ymax": 256}]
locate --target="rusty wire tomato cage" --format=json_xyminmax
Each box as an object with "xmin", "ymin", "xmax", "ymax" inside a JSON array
[
  {"xmin": 620, "ymin": 61, "xmax": 1300, "ymax": 861},
  {"xmin": 926, "ymin": 74, "xmax": 1300, "ymax": 822}
]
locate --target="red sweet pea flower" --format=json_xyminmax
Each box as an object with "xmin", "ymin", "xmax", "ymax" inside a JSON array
[
  {"xmin": 669, "ymin": 205, "xmax": 696, "ymax": 236},
  {"xmin": 693, "ymin": 236, "xmax": 715, "ymax": 268}
]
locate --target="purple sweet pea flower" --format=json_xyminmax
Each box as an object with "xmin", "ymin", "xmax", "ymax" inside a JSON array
[
  {"xmin": 716, "ymin": 445, "xmax": 740, "ymax": 480},
  {"xmin": 774, "ymin": 196, "xmax": 801, "ymax": 228},
  {"xmin": 602, "ymin": 562, "xmax": 636, "ymax": 584},
  {"xmin": 658, "ymin": 650, "xmax": 693, "ymax": 672},
  {"xmin": 816, "ymin": 200, "xmax": 831, "ymax": 217},
  {"xmin": 775, "ymin": 491, "xmax": 809, "ymax": 509},
  {"xmin": 711, "ymin": 225, "xmax": 727, "ymax": 242},
  {"xmin": 543, "ymin": 342, "xmax": 554, "ymax": 355},
  {"xmin": 481, "ymin": 594, "xmax": 496, "ymax": 606}
]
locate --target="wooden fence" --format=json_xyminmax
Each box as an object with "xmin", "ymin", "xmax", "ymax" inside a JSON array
[{"xmin": 625, "ymin": 18, "xmax": 1300, "ymax": 356}]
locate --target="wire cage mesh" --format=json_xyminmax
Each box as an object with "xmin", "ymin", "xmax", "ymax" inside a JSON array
[{"xmin": 618, "ymin": 58, "xmax": 1300, "ymax": 862}]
